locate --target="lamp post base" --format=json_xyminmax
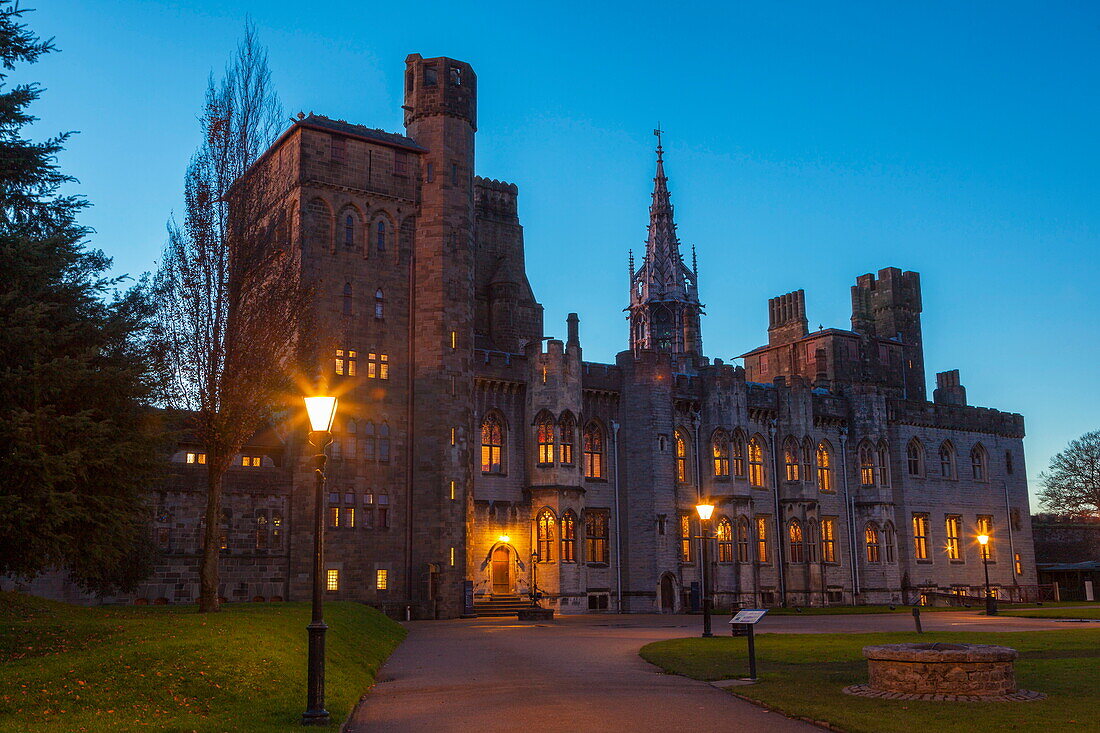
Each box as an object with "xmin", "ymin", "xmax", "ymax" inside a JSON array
[
  {"xmin": 301, "ymin": 710, "xmax": 331, "ymax": 726},
  {"xmin": 985, "ymin": 596, "xmax": 998, "ymax": 616}
]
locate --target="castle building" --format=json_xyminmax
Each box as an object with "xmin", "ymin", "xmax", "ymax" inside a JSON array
[{"xmin": 12, "ymin": 55, "xmax": 1038, "ymax": 616}]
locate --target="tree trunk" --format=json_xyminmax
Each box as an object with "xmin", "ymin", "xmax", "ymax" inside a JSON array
[{"xmin": 199, "ymin": 459, "xmax": 226, "ymax": 612}]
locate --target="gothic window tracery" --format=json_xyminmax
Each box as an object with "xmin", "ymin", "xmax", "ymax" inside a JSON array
[
  {"xmin": 583, "ymin": 422, "xmax": 604, "ymax": 479},
  {"xmin": 816, "ymin": 442, "xmax": 833, "ymax": 492},
  {"xmin": 559, "ymin": 412, "xmax": 576, "ymax": 465},
  {"xmin": 481, "ymin": 412, "xmax": 504, "ymax": 474},
  {"xmin": 536, "ymin": 413, "xmax": 555, "ymax": 466},
  {"xmin": 536, "ymin": 508, "xmax": 556, "ymax": 562},
  {"xmin": 711, "ymin": 429, "xmax": 730, "ymax": 477},
  {"xmin": 716, "ymin": 517, "xmax": 733, "ymax": 563},
  {"xmin": 561, "ymin": 511, "xmax": 577, "ymax": 563},
  {"xmin": 784, "ymin": 437, "xmax": 800, "ymax": 481},
  {"xmin": 788, "ymin": 519, "xmax": 805, "ymax": 563},
  {"xmin": 748, "ymin": 436, "xmax": 765, "ymax": 488}
]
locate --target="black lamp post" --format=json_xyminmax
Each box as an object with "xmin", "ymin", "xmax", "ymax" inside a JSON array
[
  {"xmin": 530, "ymin": 551, "xmax": 539, "ymax": 606},
  {"xmin": 696, "ymin": 502, "xmax": 715, "ymax": 638},
  {"xmin": 978, "ymin": 533, "xmax": 997, "ymax": 616},
  {"xmin": 302, "ymin": 395, "xmax": 337, "ymax": 726}
]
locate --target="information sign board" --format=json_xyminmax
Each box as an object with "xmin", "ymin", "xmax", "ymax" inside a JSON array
[{"xmin": 729, "ymin": 609, "xmax": 769, "ymax": 625}]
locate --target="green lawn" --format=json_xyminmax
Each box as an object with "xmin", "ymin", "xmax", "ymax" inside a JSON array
[
  {"xmin": 716, "ymin": 601, "xmax": 1098, "ymax": 616},
  {"xmin": 0, "ymin": 592, "xmax": 406, "ymax": 732},
  {"xmin": 1000, "ymin": 607, "xmax": 1100, "ymax": 620},
  {"xmin": 640, "ymin": 629, "xmax": 1100, "ymax": 733}
]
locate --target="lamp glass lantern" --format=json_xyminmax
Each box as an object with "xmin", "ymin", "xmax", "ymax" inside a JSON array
[
  {"xmin": 695, "ymin": 503, "xmax": 715, "ymax": 521},
  {"xmin": 305, "ymin": 396, "xmax": 338, "ymax": 432}
]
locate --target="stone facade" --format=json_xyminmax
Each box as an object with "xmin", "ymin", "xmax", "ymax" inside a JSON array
[{"xmin": 8, "ymin": 54, "xmax": 1038, "ymax": 617}]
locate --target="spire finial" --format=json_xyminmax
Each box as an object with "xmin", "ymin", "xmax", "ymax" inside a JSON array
[{"xmin": 653, "ymin": 124, "xmax": 664, "ymax": 160}]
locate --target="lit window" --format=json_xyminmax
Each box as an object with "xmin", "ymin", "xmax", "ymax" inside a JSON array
[
  {"xmin": 945, "ymin": 516, "xmax": 961, "ymax": 560},
  {"xmin": 450, "ymin": 480, "xmax": 456, "ymax": 500},
  {"xmin": 821, "ymin": 518, "xmax": 836, "ymax": 563},
  {"xmin": 561, "ymin": 511, "xmax": 577, "ymax": 562},
  {"xmin": 366, "ymin": 352, "xmax": 388, "ymax": 379},
  {"xmin": 865, "ymin": 523, "xmax": 881, "ymax": 563},
  {"xmin": 376, "ymin": 569, "xmax": 388, "ymax": 590},
  {"xmin": 583, "ymin": 422, "xmax": 604, "ymax": 479},
  {"xmin": 680, "ymin": 514, "xmax": 693, "ymax": 562},
  {"xmin": 536, "ymin": 414, "xmax": 555, "ymax": 465},
  {"xmin": 859, "ymin": 442, "xmax": 876, "ymax": 486},
  {"xmin": 789, "ymin": 520, "xmax": 805, "ymax": 563},
  {"xmin": 326, "ymin": 569, "xmax": 339, "ymax": 591},
  {"xmin": 977, "ymin": 515, "xmax": 994, "ymax": 560},
  {"xmin": 559, "ymin": 413, "xmax": 575, "ymax": 465},
  {"xmin": 912, "ymin": 513, "xmax": 929, "ymax": 560},
  {"xmin": 450, "ymin": 546, "xmax": 455, "ymax": 566},
  {"xmin": 675, "ymin": 430, "xmax": 689, "ymax": 483},
  {"xmin": 731, "ymin": 433, "xmax": 746, "ymax": 477},
  {"xmin": 241, "ymin": 455, "xmax": 262, "ymax": 467},
  {"xmin": 186, "ymin": 452, "xmax": 207, "ymax": 465},
  {"xmin": 450, "ymin": 427, "xmax": 456, "ymax": 446},
  {"xmin": 450, "ymin": 330, "xmax": 457, "ymax": 349},
  {"xmin": 756, "ymin": 516, "xmax": 769, "ymax": 563},
  {"xmin": 536, "ymin": 509, "xmax": 556, "ymax": 562},
  {"xmin": 784, "ymin": 438, "xmax": 800, "ymax": 481},
  {"xmin": 712, "ymin": 430, "xmax": 730, "ymax": 477},
  {"xmin": 343, "ymin": 506, "xmax": 355, "ymax": 529},
  {"xmin": 336, "ymin": 348, "xmax": 357, "ymax": 376},
  {"xmin": 748, "ymin": 437, "xmax": 765, "ymax": 488},
  {"xmin": 1014, "ymin": 553, "xmax": 1023, "ymax": 575},
  {"xmin": 717, "ymin": 517, "xmax": 733, "ymax": 563},
  {"xmin": 481, "ymin": 413, "xmax": 504, "ymax": 473},
  {"xmin": 816, "ymin": 442, "xmax": 833, "ymax": 491},
  {"xmin": 328, "ymin": 506, "xmax": 340, "ymax": 528}
]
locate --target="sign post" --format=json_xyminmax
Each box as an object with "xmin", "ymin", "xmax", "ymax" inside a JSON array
[{"xmin": 729, "ymin": 609, "xmax": 769, "ymax": 681}]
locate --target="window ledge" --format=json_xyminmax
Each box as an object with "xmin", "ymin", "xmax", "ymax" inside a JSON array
[{"xmin": 586, "ymin": 562, "xmax": 609, "ymax": 568}]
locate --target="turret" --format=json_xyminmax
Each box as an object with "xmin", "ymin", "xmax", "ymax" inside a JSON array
[{"xmin": 850, "ymin": 268, "xmax": 925, "ymax": 401}]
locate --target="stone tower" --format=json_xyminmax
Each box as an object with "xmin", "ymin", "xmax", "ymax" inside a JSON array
[
  {"xmin": 628, "ymin": 131, "xmax": 703, "ymax": 369},
  {"xmin": 403, "ymin": 54, "xmax": 477, "ymax": 616},
  {"xmin": 851, "ymin": 267, "xmax": 925, "ymax": 400}
]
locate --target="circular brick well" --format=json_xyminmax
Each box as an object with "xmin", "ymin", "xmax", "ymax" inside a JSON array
[{"xmin": 860, "ymin": 643, "xmax": 1023, "ymax": 697}]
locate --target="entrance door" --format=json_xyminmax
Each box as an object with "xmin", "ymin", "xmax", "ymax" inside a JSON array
[
  {"xmin": 660, "ymin": 574, "xmax": 675, "ymax": 613},
  {"xmin": 492, "ymin": 547, "xmax": 510, "ymax": 594}
]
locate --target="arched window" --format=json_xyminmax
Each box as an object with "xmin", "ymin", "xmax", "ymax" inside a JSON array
[
  {"xmin": 784, "ymin": 437, "xmax": 800, "ymax": 481},
  {"xmin": 736, "ymin": 517, "xmax": 751, "ymax": 563},
  {"xmin": 971, "ymin": 444, "xmax": 987, "ymax": 481},
  {"xmin": 816, "ymin": 442, "xmax": 833, "ymax": 492},
  {"xmin": 481, "ymin": 412, "xmax": 504, "ymax": 474},
  {"xmin": 561, "ymin": 511, "xmax": 576, "ymax": 563},
  {"xmin": 536, "ymin": 413, "xmax": 555, "ymax": 466},
  {"xmin": 939, "ymin": 441, "xmax": 956, "ymax": 479},
  {"xmin": 748, "ymin": 436, "xmax": 765, "ymax": 488},
  {"xmin": 731, "ymin": 431, "xmax": 746, "ymax": 478},
  {"xmin": 883, "ymin": 521, "xmax": 896, "ymax": 563},
  {"xmin": 859, "ymin": 441, "xmax": 876, "ymax": 486},
  {"xmin": 583, "ymin": 422, "xmax": 604, "ymax": 479},
  {"xmin": 788, "ymin": 520, "xmax": 805, "ymax": 563},
  {"xmin": 363, "ymin": 421, "xmax": 376, "ymax": 461},
  {"xmin": 342, "ymin": 282, "xmax": 352, "ymax": 316},
  {"xmin": 343, "ymin": 212, "xmax": 356, "ymax": 248},
  {"xmin": 805, "ymin": 519, "xmax": 818, "ymax": 563},
  {"xmin": 585, "ymin": 510, "xmax": 610, "ymax": 563},
  {"xmin": 907, "ymin": 439, "xmax": 924, "ymax": 477},
  {"xmin": 374, "ymin": 289, "xmax": 384, "ymax": 319},
  {"xmin": 559, "ymin": 412, "xmax": 575, "ymax": 465},
  {"xmin": 376, "ymin": 219, "xmax": 387, "ymax": 251},
  {"xmin": 379, "ymin": 423, "xmax": 391, "ymax": 463},
  {"xmin": 716, "ymin": 517, "xmax": 733, "ymax": 563},
  {"xmin": 711, "ymin": 429, "xmax": 730, "ymax": 477},
  {"xmin": 536, "ymin": 508, "xmax": 556, "ymax": 562},
  {"xmin": 801, "ymin": 438, "xmax": 815, "ymax": 483},
  {"xmin": 877, "ymin": 442, "xmax": 891, "ymax": 487},
  {"xmin": 820, "ymin": 517, "xmax": 836, "ymax": 562},
  {"xmin": 865, "ymin": 523, "xmax": 881, "ymax": 563},
  {"xmin": 674, "ymin": 430, "xmax": 689, "ymax": 483}
]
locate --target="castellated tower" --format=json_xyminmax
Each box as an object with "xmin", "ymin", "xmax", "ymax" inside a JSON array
[
  {"xmin": 403, "ymin": 54, "xmax": 477, "ymax": 617},
  {"xmin": 851, "ymin": 267, "xmax": 926, "ymax": 401}
]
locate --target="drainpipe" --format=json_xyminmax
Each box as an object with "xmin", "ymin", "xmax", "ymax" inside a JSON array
[
  {"xmin": 768, "ymin": 421, "xmax": 787, "ymax": 605},
  {"xmin": 611, "ymin": 420, "xmax": 624, "ymax": 613},
  {"xmin": 839, "ymin": 429, "xmax": 860, "ymax": 597},
  {"xmin": 1004, "ymin": 479, "xmax": 1017, "ymax": 586}
]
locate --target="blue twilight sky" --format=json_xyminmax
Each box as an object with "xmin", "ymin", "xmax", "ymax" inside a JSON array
[{"xmin": 19, "ymin": 1, "xmax": 1100, "ymax": 503}]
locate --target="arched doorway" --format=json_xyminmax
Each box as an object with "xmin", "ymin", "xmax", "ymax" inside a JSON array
[
  {"xmin": 660, "ymin": 573, "xmax": 676, "ymax": 613},
  {"xmin": 491, "ymin": 546, "xmax": 511, "ymax": 595}
]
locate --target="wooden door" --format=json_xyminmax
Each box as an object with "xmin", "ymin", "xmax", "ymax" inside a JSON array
[
  {"xmin": 660, "ymin": 574, "xmax": 675, "ymax": 612},
  {"xmin": 492, "ymin": 547, "xmax": 510, "ymax": 594}
]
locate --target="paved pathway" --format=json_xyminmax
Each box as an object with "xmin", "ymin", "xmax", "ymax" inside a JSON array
[{"xmin": 348, "ymin": 610, "xmax": 1097, "ymax": 732}]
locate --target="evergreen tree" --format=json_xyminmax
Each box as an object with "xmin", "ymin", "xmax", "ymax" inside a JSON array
[{"xmin": 0, "ymin": 1, "xmax": 161, "ymax": 594}]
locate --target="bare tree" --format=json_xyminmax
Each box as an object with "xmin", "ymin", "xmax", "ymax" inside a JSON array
[
  {"xmin": 154, "ymin": 22, "xmax": 303, "ymax": 612},
  {"xmin": 1039, "ymin": 430, "xmax": 1100, "ymax": 518}
]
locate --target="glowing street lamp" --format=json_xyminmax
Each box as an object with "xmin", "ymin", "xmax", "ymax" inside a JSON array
[
  {"xmin": 696, "ymin": 502, "xmax": 716, "ymax": 637},
  {"xmin": 302, "ymin": 394, "xmax": 337, "ymax": 726},
  {"xmin": 977, "ymin": 534, "xmax": 997, "ymax": 616}
]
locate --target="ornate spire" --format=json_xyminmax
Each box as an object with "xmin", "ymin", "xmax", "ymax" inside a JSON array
[{"xmin": 627, "ymin": 130, "xmax": 703, "ymax": 359}]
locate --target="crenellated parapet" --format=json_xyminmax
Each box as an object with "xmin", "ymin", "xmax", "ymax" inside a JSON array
[{"xmin": 887, "ymin": 398, "xmax": 1024, "ymax": 438}]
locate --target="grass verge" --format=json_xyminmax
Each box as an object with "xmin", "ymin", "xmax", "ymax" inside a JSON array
[
  {"xmin": 715, "ymin": 601, "xmax": 1098, "ymax": 616},
  {"xmin": 0, "ymin": 592, "xmax": 406, "ymax": 732},
  {"xmin": 999, "ymin": 607, "xmax": 1100, "ymax": 620},
  {"xmin": 640, "ymin": 629, "xmax": 1100, "ymax": 733}
]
